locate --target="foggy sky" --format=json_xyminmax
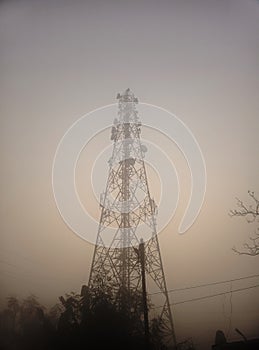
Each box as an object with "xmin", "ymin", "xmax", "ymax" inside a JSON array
[{"xmin": 1, "ymin": 0, "xmax": 259, "ymax": 348}]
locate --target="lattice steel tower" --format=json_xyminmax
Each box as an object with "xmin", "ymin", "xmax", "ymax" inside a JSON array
[{"xmin": 88, "ymin": 89, "xmax": 177, "ymax": 347}]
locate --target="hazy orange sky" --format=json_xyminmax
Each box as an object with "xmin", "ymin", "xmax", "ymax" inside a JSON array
[{"xmin": 1, "ymin": 0, "xmax": 259, "ymax": 348}]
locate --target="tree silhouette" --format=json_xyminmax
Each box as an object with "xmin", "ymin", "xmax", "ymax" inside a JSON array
[
  {"xmin": 0, "ymin": 288, "xmax": 195, "ymax": 349},
  {"xmin": 6, "ymin": 296, "xmax": 20, "ymax": 332},
  {"xmin": 56, "ymin": 286, "xmax": 151, "ymax": 350},
  {"xmin": 230, "ymin": 190, "xmax": 259, "ymax": 256},
  {"xmin": 0, "ymin": 294, "xmax": 55, "ymax": 350}
]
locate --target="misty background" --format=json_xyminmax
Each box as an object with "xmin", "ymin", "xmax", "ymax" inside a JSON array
[{"xmin": 1, "ymin": 0, "xmax": 259, "ymax": 349}]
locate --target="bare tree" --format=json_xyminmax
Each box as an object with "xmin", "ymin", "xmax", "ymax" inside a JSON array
[{"xmin": 229, "ymin": 190, "xmax": 259, "ymax": 256}]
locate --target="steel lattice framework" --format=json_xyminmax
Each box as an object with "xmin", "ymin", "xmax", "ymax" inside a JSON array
[{"xmin": 88, "ymin": 89, "xmax": 177, "ymax": 347}]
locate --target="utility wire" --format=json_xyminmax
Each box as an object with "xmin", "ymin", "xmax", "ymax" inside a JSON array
[
  {"xmin": 149, "ymin": 274, "xmax": 259, "ymax": 296},
  {"xmin": 152, "ymin": 284, "xmax": 259, "ymax": 309}
]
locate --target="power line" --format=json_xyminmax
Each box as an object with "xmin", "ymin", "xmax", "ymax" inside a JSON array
[
  {"xmin": 153, "ymin": 284, "xmax": 259, "ymax": 309},
  {"xmin": 149, "ymin": 274, "xmax": 259, "ymax": 296}
]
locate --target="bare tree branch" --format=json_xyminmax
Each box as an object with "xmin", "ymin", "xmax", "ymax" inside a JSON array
[
  {"xmin": 232, "ymin": 234, "xmax": 259, "ymax": 256},
  {"xmin": 230, "ymin": 191, "xmax": 259, "ymax": 256}
]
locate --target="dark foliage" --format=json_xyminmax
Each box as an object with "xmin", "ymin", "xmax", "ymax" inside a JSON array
[{"xmin": 0, "ymin": 288, "xmax": 172, "ymax": 350}]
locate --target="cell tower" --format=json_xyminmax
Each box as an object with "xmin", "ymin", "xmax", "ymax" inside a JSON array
[{"xmin": 88, "ymin": 89, "xmax": 177, "ymax": 347}]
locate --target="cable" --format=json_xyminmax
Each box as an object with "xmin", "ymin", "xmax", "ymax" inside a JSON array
[
  {"xmin": 0, "ymin": 260, "xmax": 18, "ymax": 268},
  {"xmin": 148, "ymin": 274, "xmax": 259, "ymax": 296},
  {"xmin": 153, "ymin": 284, "xmax": 259, "ymax": 309}
]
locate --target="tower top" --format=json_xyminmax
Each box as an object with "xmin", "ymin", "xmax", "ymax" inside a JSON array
[{"xmin": 116, "ymin": 88, "xmax": 138, "ymax": 103}]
